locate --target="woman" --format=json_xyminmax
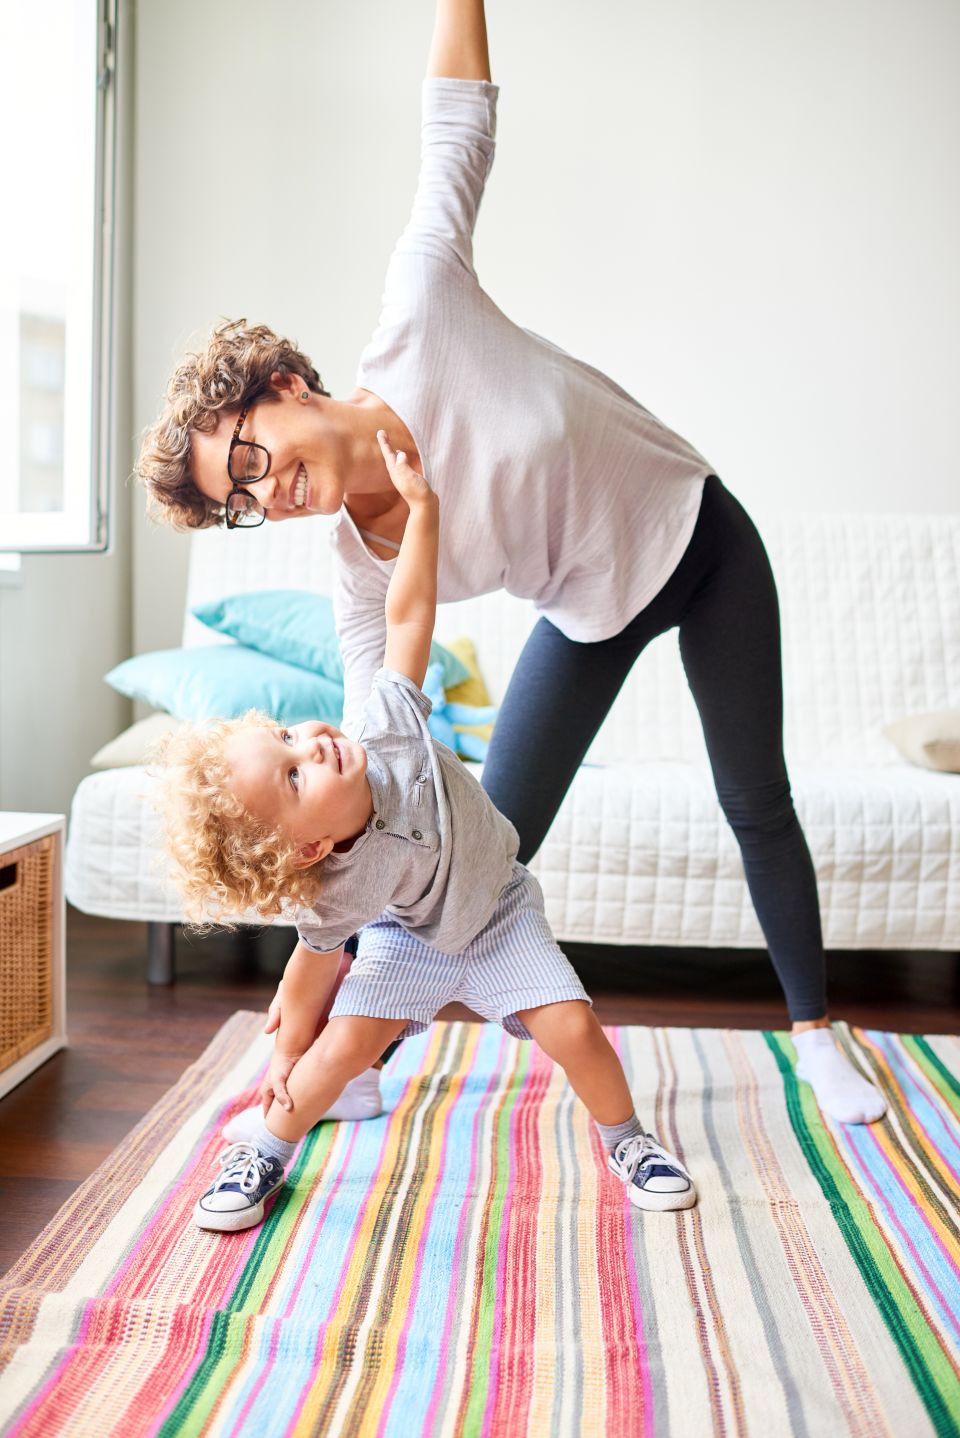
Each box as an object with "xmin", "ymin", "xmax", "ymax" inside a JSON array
[{"xmin": 138, "ymin": 0, "xmax": 884, "ymax": 1125}]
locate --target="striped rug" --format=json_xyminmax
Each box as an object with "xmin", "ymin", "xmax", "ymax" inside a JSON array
[{"xmin": 0, "ymin": 1016, "xmax": 957, "ymax": 1437}]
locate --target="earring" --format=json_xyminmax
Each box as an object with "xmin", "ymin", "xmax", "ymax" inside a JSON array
[{"xmin": 300, "ymin": 390, "xmax": 309, "ymax": 401}]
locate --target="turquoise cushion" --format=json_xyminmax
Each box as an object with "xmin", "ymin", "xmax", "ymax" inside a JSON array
[
  {"xmin": 191, "ymin": 590, "xmax": 471, "ymax": 689},
  {"xmin": 104, "ymin": 646, "xmax": 344, "ymax": 725}
]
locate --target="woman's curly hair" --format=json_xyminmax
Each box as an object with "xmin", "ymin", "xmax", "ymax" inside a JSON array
[
  {"xmin": 150, "ymin": 711, "xmax": 325, "ymax": 927},
  {"xmin": 136, "ymin": 319, "xmax": 330, "ymax": 531}
]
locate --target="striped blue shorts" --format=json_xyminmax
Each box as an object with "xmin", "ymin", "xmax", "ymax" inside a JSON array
[{"xmin": 328, "ymin": 863, "xmax": 591, "ymax": 1041}]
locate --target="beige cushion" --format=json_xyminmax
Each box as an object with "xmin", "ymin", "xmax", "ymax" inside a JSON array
[
  {"xmin": 883, "ymin": 711, "xmax": 960, "ymax": 773},
  {"xmin": 90, "ymin": 713, "xmax": 181, "ymax": 770}
]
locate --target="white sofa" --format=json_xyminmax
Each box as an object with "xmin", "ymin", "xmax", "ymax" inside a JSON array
[{"xmin": 66, "ymin": 511, "xmax": 960, "ymax": 982}]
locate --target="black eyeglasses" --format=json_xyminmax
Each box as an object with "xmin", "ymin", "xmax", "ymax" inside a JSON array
[{"xmin": 224, "ymin": 406, "xmax": 271, "ymax": 529}]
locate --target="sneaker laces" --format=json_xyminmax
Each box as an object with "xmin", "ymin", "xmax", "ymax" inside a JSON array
[
  {"xmin": 617, "ymin": 1133, "xmax": 690, "ymax": 1183},
  {"xmin": 210, "ymin": 1141, "xmax": 277, "ymax": 1195}
]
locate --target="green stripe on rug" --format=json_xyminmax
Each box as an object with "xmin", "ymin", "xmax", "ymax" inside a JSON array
[
  {"xmin": 230, "ymin": 1122, "xmax": 338, "ymax": 1314},
  {"xmin": 161, "ymin": 1308, "xmax": 245, "ymax": 1438},
  {"xmin": 904, "ymin": 1036, "xmax": 960, "ymax": 1118},
  {"xmin": 764, "ymin": 1031, "xmax": 960, "ymax": 1438},
  {"xmin": 460, "ymin": 1039, "xmax": 531, "ymax": 1435},
  {"xmin": 157, "ymin": 1122, "xmax": 332, "ymax": 1438}
]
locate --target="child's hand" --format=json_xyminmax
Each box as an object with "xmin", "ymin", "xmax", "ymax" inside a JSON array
[
  {"xmin": 260, "ymin": 1048, "xmax": 300, "ymax": 1115},
  {"xmin": 377, "ymin": 430, "xmax": 436, "ymax": 509},
  {"xmin": 264, "ymin": 980, "xmax": 283, "ymax": 1036}
]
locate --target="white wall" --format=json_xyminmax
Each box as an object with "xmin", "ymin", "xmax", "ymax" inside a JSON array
[
  {"xmin": 0, "ymin": 548, "xmax": 131, "ymax": 813},
  {"xmin": 133, "ymin": 0, "xmax": 960, "ymax": 654}
]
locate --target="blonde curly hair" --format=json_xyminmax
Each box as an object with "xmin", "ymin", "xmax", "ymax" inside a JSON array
[
  {"xmin": 151, "ymin": 711, "xmax": 325, "ymax": 927},
  {"xmin": 136, "ymin": 319, "xmax": 330, "ymax": 531}
]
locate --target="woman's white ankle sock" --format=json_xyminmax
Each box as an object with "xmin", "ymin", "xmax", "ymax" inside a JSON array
[
  {"xmin": 793, "ymin": 1028, "xmax": 887, "ymax": 1124},
  {"xmin": 322, "ymin": 1067, "xmax": 383, "ymax": 1121},
  {"xmin": 221, "ymin": 1068, "xmax": 383, "ymax": 1146}
]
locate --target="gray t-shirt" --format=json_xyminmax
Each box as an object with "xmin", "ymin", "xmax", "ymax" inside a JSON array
[
  {"xmin": 295, "ymin": 669, "xmax": 519, "ymax": 955},
  {"xmin": 334, "ymin": 77, "xmax": 712, "ymax": 732}
]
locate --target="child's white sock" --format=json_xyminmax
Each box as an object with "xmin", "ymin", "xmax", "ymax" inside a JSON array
[
  {"xmin": 246, "ymin": 1114, "xmax": 298, "ymax": 1167},
  {"xmin": 794, "ymin": 1028, "xmax": 887, "ymax": 1124},
  {"xmin": 221, "ymin": 1067, "xmax": 382, "ymax": 1145}
]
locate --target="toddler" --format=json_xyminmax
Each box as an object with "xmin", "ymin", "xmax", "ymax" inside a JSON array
[{"xmin": 158, "ymin": 433, "xmax": 697, "ymax": 1230}]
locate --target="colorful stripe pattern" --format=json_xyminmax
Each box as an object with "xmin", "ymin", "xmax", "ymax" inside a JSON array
[{"xmin": 0, "ymin": 1016, "xmax": 957, "ymax": 1437}]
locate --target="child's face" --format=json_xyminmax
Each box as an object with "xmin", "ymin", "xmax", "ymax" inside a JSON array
[{"xmin": 225, "ymin": 720, "xmax": 372, "ymax": 865}]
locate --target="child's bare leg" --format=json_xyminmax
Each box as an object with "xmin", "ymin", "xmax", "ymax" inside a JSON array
[
  {"xmin": 196, "ymin": 1016, "xmax": 409, "ymax": 1232},
  {"xmin": 310, "ymin": 959, "xmax": 391, "ymax": 1070},
  {"xmin": 266, "ymin": 1015, "xmax": 409, "ymax": 1144},
  {"xmin": 515, "ymin": 999, "xmax": 696, "ymax": 1210},
  {"xmin": 221, "ymin": 985, "xmax": 393, "ymax": 1144},
  {"xmin": 514, "ymin": 1000, "xmax": 635, "ymax": 1124}
]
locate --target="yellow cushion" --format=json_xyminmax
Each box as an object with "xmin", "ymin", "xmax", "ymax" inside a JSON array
[
  {"xmin": 443, "ymin": 636, "xmax": 495, "ymax": 749},
  {"xmin": 443, "ymin": 636, "xmax": 492, "ymax": 705}
]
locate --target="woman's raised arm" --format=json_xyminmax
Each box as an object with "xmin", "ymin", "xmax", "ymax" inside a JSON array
[{"xmin": 427, "ymin": 0, "xmax": 491, "ymax": 82}]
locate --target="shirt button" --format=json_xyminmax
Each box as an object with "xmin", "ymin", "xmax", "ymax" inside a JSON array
[
  {"xmin": 412, "ymin": 829, "xmax": 423, "ymax": 841},
  {"xmin": 375, "ymin": 819, "xmax": 385, "ymax": 830}
]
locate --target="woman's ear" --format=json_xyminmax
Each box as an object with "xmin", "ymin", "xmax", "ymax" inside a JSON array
[
  {"xmin": 292, "ymin": 837, "xmax": 334, "ymax": 869},
  {"xmin": 269, "ymin": 369, "xmax": 299, "ymax": 395}
]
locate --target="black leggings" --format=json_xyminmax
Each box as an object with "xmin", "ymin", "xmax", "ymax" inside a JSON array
[{"xmin": 480, "ymin": 475, "xmax": 828, "ymax": 1023}]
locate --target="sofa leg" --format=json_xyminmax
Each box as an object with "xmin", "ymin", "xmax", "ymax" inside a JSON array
[{"xmin": 147, "ymin": 922, "xmax": 176, "ymax": 985}]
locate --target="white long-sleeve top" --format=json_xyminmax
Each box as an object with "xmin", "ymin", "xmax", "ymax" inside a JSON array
[{"xmin": 334, "ymin": 78, "xmax": 712, "ymax": 732}]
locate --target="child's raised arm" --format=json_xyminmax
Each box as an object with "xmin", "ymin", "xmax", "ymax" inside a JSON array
[{"xmin": 377, "ymin": 431, "xmax": 439, "ymax": 690}]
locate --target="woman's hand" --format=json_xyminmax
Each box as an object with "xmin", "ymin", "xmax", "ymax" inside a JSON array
[{"xmin": 377, "ymin": 431, "xmax": 436, "ymax": 510}]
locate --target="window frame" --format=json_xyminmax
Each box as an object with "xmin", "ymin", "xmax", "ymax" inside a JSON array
[{"xmin": 1, "ymin": 0, "xmax": 118, "ymax": 555}]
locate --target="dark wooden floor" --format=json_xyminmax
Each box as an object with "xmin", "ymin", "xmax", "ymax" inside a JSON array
[{"xmin": 1, "ymin": 906, "xmax": 957, "ymax": 1275}]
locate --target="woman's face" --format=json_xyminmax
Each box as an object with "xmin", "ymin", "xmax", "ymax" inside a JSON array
[{"xmin": 190, "ymin": 383, "xmax": 345, "ymax": 523}]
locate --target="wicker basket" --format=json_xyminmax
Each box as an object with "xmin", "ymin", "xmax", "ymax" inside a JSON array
[{"xmin": 0, "ymin": 833, "xmax": 55, "ymax": 1075}]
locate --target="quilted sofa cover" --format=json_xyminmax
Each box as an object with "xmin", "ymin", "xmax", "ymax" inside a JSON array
[{"xmin": 66, "ymin": 512, "xmax": 960, "ymax": 948}]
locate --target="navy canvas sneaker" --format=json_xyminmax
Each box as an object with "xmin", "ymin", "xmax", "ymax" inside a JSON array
[
  {"xmin": 193, "ymin": 1142, "xmax": 286, "ymax": 1232},
  {"xmin": 608, "ymin": 1133, "xmax": 697, "ymax": 1212}
]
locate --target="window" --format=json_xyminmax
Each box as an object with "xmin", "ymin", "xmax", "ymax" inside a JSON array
[{"xmin": 0, "ymin": 0, "xmax": 117, "ymax": 552}]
